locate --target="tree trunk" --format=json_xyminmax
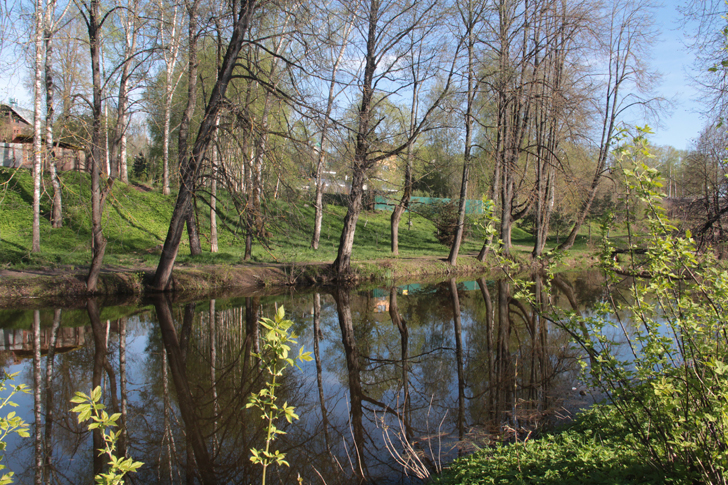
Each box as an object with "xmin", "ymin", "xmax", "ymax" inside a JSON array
[
  {"xmin": 210, "ymin": 117, "xmax": 219, "ymax": 252},
  {"xmin": 312, "ymin": 173, "xmax": 325, "ymax": 250},
  {"xmin": 331, "ymin": 0, "xmax": 380, "ymax": 275},
  {"xmin": 45, "ymin": 9, "xmax": 62, "ymax": 229},
  {"xmin": 32, "ymin": 0, "xmax": 44, "ymax": 253},
  {"xmin": 179, "ymin": 0, "xmax": 202, "ymax": 256},
  {"xmin": 311, "ymin": 2, "xmax": 353, "ymax": 250},
  {"xmin": 50, "ymin": 163, "xmax": 62, "ymax": 228},
  {"xmin": 85, "ymin": 0, "xmax": 112, "ymax": 292},
  {"xmin": 113, "ymin": 0, "xmax": 137, "ymax": 186},
  {"xmin": 152, "ymin": 0, "xmax": 259, "ymax": 290},
  {"xmin": 161, "ymin": 1, "xmax": 182, "ymax": 196},
  {"xmin": 448, "ymin": 7, "xmax": 476, "ymax": 266},
  {"xmin": 333, "ymin": 169, "xmax": 366, "ymax": 274},
  {"xmin": 162, "ymin": 95, "xmax": 172, "ymax": 194},
  {"xmin": 391, "ymin": 96, "xmax": 417, "ymax": 255}
]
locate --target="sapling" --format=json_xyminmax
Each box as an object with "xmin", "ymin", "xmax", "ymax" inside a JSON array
[
  {"xmin": 246, "ymin": 306, "xmax": 312, "ymax": 485},
  {"xmin": 0, "ymin": 372, "xmax": 29, "ymax": 485},
  {"xmin": 71, "ymin": 386, "xmax": 143, "ymax": 484}
]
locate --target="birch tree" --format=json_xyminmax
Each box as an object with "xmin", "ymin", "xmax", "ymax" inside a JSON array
[
  {"xmin": 45, "ymin": 0, "xmax": 70, "ymax": 228},
  {"xmin": 157, "ymin": 0, "xmax": 184, "ymax": 195},
  {"xmin": 109, "ymin": 0, "xmax": 146, "ymax": 183},
  {"xmin": 32, "ymin": 0, "xmax": 44, "ymax": 253}
]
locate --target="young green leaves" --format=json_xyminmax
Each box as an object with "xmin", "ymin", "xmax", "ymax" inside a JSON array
[
  {"xmin": 0, "ymin": 372, "xmax": 29, "ymax": 485},
  {"xmin": 246, "ymin": 306, "xmax": 312, "ymax": 484},
  {"xmin": 71, "ymin": 386, "xmax": 143, "ymax": 485}
]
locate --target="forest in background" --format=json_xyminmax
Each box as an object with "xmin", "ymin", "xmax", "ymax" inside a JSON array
[{"xmin": 1, "ymin": 0, "xmax": 728, "ymax": 289}]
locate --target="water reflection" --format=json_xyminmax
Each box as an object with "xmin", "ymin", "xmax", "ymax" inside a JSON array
[{"xmin": 0, "ymin": 272, "xmax": 603, "ymax": 484}]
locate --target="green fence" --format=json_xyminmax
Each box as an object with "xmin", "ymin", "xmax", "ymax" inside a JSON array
[{"xmin": 374, "ymin": 195, "xmax": 484, "ymax": 214}]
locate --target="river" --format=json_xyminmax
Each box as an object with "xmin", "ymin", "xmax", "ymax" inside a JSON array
[{"xmin": 0, "ymin": 270, "xmax": 606, "ymax": 484}]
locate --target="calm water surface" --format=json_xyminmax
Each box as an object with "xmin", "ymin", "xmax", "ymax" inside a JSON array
[{"xmin": 0, "ymin": 271, "xmax": 606, "ymax": 484}]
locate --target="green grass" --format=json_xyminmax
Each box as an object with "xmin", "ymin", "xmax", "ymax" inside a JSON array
[
  {"xmin": 0, "ymin": 167, "xmax": 595, "ymax": 270},
  {"xmin": 0, "ymin": 168, "xmax": 485, "ymax": 269},
  {"xmin": 432, "ymin": 405, "xmax": 686, "ymax": 485}
]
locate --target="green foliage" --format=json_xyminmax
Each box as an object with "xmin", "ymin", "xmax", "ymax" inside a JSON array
[
  {"xmin": 246, "ymin": 306, "xmax": 312, "ymax": 485},
  {"xmin": 0, "ymin": 373, "xmax": 29, "ymax": 485},
  {"xmin": 554, "ymin": 130, "xmax": 728, "ymax": 483},
  {"xmin": 433, "ymin": 405, "xmax": 685, "ymax": 485},
  {"xmin": 471, "ymin": 197, "xmax": 499, "ymax": 248},
  {"xmin": 71, "ymin": 386, "xmax": 143, "ymax": 484}
]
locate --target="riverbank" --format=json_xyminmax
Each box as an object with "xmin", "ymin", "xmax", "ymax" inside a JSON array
[
  {"xmin": 0, "ymin": 250, "xmax": 598, "ymax": 305},
  {"xmin": 0, "ymin": 167, "xmax": 598, "ymax": 302}
]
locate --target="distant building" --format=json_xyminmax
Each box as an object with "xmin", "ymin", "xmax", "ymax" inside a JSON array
[
  {"xmin": 0, "ymin": 100, "xmax": 33, "ymax": 142},
  {"xmin": 0, "ymin": 101, "xmax": 87, "ymax": 171}
]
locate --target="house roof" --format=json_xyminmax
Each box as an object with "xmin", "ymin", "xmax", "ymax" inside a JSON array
[{"xmin": 1, "ymin": 104, "xmax": 34, "ymax": 125}]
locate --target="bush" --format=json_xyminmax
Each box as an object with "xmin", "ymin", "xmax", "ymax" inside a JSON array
[{"xmin": 552, "ymin": 132, "xmax": 728, "ymax": 484}]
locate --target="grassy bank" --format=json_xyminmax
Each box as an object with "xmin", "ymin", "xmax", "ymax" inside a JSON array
[
  {"xmin": 1, "ymin": 168, "xmax": 491, "ymax": 267},
  {"xmin": 0, "ymin": 167, "xmax": 596, "ymax": 298}
]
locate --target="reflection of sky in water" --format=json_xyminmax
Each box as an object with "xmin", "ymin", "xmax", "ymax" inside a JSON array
[{"xmin": 0, "ymin": 273, "xmax": 599, "ymax": 484}]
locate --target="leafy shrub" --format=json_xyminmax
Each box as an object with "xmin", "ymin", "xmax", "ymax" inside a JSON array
[
  {"xmin": 0, "ymin": 373, "xmax": 29, "ymax": 485},
  {"xmin": 246, "ymin": 306, "xmax": 312, "ymax": 485},
  {"xmin": 552, "ymin": 132, "xmax": 728, "ymax": 484},
  {"xmin": 71, "ymin": 387, "xmax": 143, "ymax": 484}
]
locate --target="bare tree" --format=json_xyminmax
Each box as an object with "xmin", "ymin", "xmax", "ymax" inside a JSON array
[
  {"xmin": 681, "ymin": 0, "xmax": 728, "ymax": 119},
  {"xmin": 310, "ymin": 3, "xmax": 356, "ymax": 250},
  {"xmin": 332, "ymin": 0, "xmax": 460, "ymax": 275},
  {"xmin": 158, "ymin": 0, "xmax": 185, "ymax": 195},
  {"xmin": 109, "ymin": 0, "xmax": 146, "ymax": 183},
  {"xmin": 45, "ymin": 0, "xmax": 71, "ymax": 229},
  {"xmin": 179, "ymin": 0, "xmax": 203, "ymax": 257},
  {"xmin": 558, "ymin": 0, "xmax": 659, "ymax": 251},
  {"xmin": 448, "ymin": 0, "xmax": 486, "ymax": 265},
  {"xmin": 78, "ymin": 0, "xmax": 115, "ymax": 291},
  {"xmin": 152, "ymin": 0, "xmax": 261, "ymax": 290}
]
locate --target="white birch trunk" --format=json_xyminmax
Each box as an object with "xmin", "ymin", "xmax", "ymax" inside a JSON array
[{"xmin": 32, "ymin": 0, "xmax": 44, "ymax": 253}]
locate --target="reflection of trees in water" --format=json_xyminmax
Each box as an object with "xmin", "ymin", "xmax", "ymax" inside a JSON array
[
  {"xmin": 467, "ymin": 275, "xmax": 582, "ymax": 438},
  {"xmin": 321, "ymin": 275, "xmax": 585, "ymax": 482},
  {"xmin": 10, "ymin": 273, "xmax": 594, "ymax": 483}
]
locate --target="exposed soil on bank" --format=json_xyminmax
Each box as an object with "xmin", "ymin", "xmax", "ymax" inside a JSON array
[{"xmin": 0, "ymin": 250, "xmax": 598, "ymax": 306}]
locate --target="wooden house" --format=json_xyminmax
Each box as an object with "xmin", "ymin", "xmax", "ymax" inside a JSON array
[{"xmin": 0, "ymin": 101, "xmax": 87, "ymax": 171}]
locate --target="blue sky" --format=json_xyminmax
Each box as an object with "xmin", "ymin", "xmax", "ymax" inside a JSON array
[
  {"xmin": 649, "ymin": 0, "xmax": 705, "ymax": 150},
  {"xmin": 0, "ymin": 0, "xmax": 710, "ymax": 152}
]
